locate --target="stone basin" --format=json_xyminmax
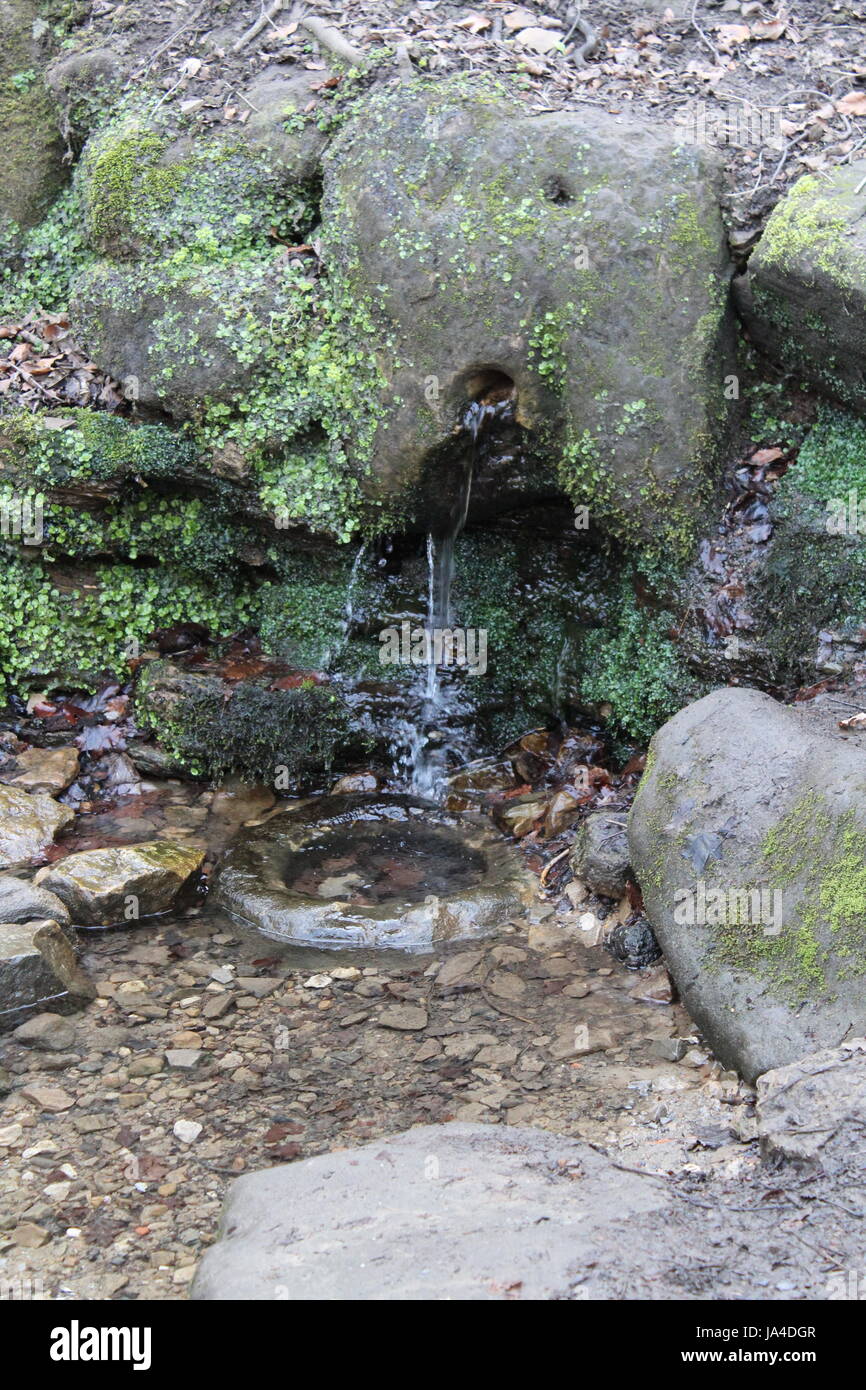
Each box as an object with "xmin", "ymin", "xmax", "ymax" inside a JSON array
[{"xmin": 212, "ymin": 794, "xmax": 536, "ymax": 950}]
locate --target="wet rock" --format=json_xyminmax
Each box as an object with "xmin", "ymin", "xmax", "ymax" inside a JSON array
[
  {"xmin": 756, "ymin": 1038, "xmax": 866, "ymax": 1166},
  {"xmin": 735, "ymin": 167, "xmax": 866, "ymax": 412},
  {"xmin": 492, "ymin": 795, "xmax": 547, "ymax": 839},
  {"xmin": 605, "ymin": 918, "xmax": 661, "ymax": 970},
  {"xmin": 571, "ymin": 811, "xmax": 631, "ymax": 898},
  {"xmin": 192, "ymin": 1123, "xmax": 670, "ymax": 1300},
  {"xmin": 628, "ymin": 965, "xmax": 674, "ymax": 1003},
  {"xmin": 0, "ymin": 874, "xmax": 71, "ymax": 927},
  {"xmin": 545, "ymin": 789, "xmax": 584, "ymax": 836},
  {"xmin": 330, "ymin": 772, "xmax": 380, "ymax": 795},
  {"xmin": 36, "ymin": 841, "xmax": 205, "ymax": 926},
  {"xmin": 0, "ymin": 919, "xmax": 95, "ymax": 1027},
  {"xmin": 436, "ymin": 950, "xmax": 485, "ymax": 988},
  {"xmin": 0, "ymin": 785, "xmax": 74, "ymax": 869},
  {"xmin": 629, "ymin": 686, "xmax": 866, "ymax": 1082},
  {"xmin": 0, "ymin": 746, "xmax": 79, "ymax": 795}
]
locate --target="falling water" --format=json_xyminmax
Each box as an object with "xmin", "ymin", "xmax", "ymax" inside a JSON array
[{"xmin": 403, "ymin": 396, "xmax": 515, "ymax": 797}]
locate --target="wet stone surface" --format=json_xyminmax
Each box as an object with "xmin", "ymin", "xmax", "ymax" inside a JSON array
[{"xmin": 0, "ymin": 898, "xmax": 759, "ymax": 1301}]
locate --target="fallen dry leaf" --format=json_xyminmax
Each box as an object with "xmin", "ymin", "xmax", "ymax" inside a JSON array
[{"xmin": 836, "ymin": 91, "xmax": 866, "ymax": 117}]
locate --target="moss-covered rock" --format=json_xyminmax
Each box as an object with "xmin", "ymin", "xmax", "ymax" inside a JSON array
[
  {"xmin": 735, "ymin": 167, "xmax": 866, "ymax": 410},
  {"xmin": 629, "ymin": 686, "xmax": 866, "ymax": 1082},
  {"xmin": 0, "ymin": 0, "xmax": 68, "ymax": 237},
  {"xmin": 324, "ymin": 76, "xmax": 734, "ymax": 550},
  {"xmin": 134, "ymin": 659, "xmax": 352, "ymax": 787}
]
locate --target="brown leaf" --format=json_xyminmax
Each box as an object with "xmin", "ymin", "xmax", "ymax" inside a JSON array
[{"xmin": 837, "ymin": 91, "xmax": 866, "ymax": 117}]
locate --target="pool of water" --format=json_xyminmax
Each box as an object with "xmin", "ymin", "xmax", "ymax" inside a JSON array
[{"xmin": 284, "ymin": 820, "xmax": 487, "ymax": 905}]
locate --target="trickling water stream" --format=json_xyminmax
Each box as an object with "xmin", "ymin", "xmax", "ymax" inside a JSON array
[{"xmin": 403, "ymin": 395, "xmax": 517, "ymax": 797}]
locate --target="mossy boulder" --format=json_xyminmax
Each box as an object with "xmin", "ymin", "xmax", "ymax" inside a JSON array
[
  {"xmin": 629, "ymin": 686, "xmax": 866, "ymax": 1081},
  {"xmin": 36, "ymin": 840, "xmax": 205, "ymax": 925},
  {"xmin": 134, "ymin": 659, "xmax": 353, "ymax": 788},
  {"xmin": 0, "ymin": 0, "xmax": 67, "ymax": 236},
  {"xmin": 735, "ymin": 167, "xmax": 866, "ymax": 410},
  {"xmin": 323, "ymin": 77, "xmax": 734, "ymax": 547}
]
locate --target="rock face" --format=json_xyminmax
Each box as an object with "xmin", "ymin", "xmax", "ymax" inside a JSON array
[
  {"xmin": 629, "ymin": 686, "xmax": 866, "ymax": 1082},
  {"xmin": 0, "ymin": 920, "xmax": 95, "ymax": 1027},
  {"xmin": 192, "ymin": 1122, "xmax": 670, "ymax": 1300},
  {"xmin": 756, "ymin": 1038, "xmax": 866, "ymax": 1167},
  {"xmin": 324, "ymin": 80, "xmax": 733, "ymax": 541},
  {"xmin": 571, "ymin": 810, "xmax": 631, "ymax": 897},
  {"xmin": 735, "ymin": 167, "xmax": 866, "ymax": 412},
  {"xmin": 0, "ymin": 785, "xmax": 74, "ymax": 869},
  {"xmin": 36, "ymin": 842, "xmax": 205, "ymax": 927}
]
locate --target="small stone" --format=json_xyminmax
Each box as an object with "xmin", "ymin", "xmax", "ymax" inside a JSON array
[
  {"xmin": 21, "ymin": 1083, "xmax": 75, "ymax": 1112},
  {"xmin": 474, "ymin": 1043, "xmax": 519, "ymax": 1068},
  {"xmin": 202, "ymin": 994, "xmax": 234, "ymax": 1020},
  {"xmin": 173, "ymin": 1120, "xmax": 203, "ymax": 1144},
  {"xmin": 413, "ymin": 1039, "xmax": 443, "ymax": 1062},
  {"xmin": 377, "ymin": 1004, "xmax": 428, "ymax": 1031},
  {"xmin": 236, "ymin": 976, "xmax": 282, "ymax": 998},
  {"xmin": 127, "ymin": 1055, "xmax": 164, "ymax": 1077},
  {"xmin": 338, "ymin": 1010, "xmax": 369, "ymax": 1028},
  {"xmin": 0, "ymin": 1122, "xmax": 23, "ymax": 1146},
  {"xmin": 435, "ymin": 951, "xmax": 484, "ymax": 987},
  {"xmin": 303, "ymin": 974, "xmax": 332, "ymax": 990},
  {"xmin": 165, "ymin": 1049, "xmax": 202, "ymax": 1069},
  {"xmin": 331, "ymin": 966, "xmax": 361, "ymax": 980},
  {"xmin": 486, "ymin": 970, "xmax": 526, "ymax": 1001},
  {"xmin": 562, "ymin": 980, "xmax": 590, "ymax": 998},
  {"xmin": 11, "ymin": 1222, "xmax": 50, "ymax": 1248},
  {"xmin": 12, "ymin": 1012, "xmax": 77, "ymax": 1051}
]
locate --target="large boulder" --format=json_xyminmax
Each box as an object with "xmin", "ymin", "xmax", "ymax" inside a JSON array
[
  {"xmin": 323, "ymin": 79, "xmax": 733, "ymax": 542},
  {"xmin": 735, "ymin": 166, "xmax": 866, "ymax": 412},
  {"xmin": 192, "ymin": 1122, "xmax": 671, "ymax": 1301},
  {"xmin": 0, "ymin": 918, "xmax": 95, "ymax": 1028},
  {"xmin": 629, "ymin": 686, "xmax": 866, "ymax": 1081},
  {"xmin": 36, "ymin": 841, "xmax": 205, "ymax": 926},
  {"xmin": 0, "ymin": 784, "xmax": 73, "ymax": 869}
]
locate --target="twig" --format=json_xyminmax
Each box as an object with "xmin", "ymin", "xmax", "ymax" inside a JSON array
[
  {"xmin": 301, "ymin": 15, "xmax": 366, "ymax": 68},
  {"xmin": 539, "ymin": 846, "xmax": 570, "ymax": 889},
  {"xmin": 233, "ymin": 0, "xmax": 288, "ymax": 54},
  {"xmin": 689, "ymin": 0, "xmax": 720, "ymax": 65}
]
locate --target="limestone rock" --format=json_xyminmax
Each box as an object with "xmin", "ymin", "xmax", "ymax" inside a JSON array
[
  {"xmin": 323, "ymin": 80, "xmax": 732, "ymax": 541},
  {"xmin": 0, "ymin": 0, "xmax": 66, "ymax": 234},
  {"xmin": 0, "ymin": 785, "xmax": 74, "ymax": 869},
  {"xmin": 36, "ymin": 842, "xmax": 205, "ymax": 926},
  {"xmin": 629, "ymin": 686, "xmax": 866, "ymax": 1081},
  {"xmin": 0, "ymin": 919, "xmax": 95, "ymax": 1027},
  {"xmin": 192, "ymin": 1123, "xmax": 670, "ymax": 1300}
]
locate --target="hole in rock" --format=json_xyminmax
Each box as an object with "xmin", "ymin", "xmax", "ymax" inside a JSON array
[
  {"xmin": 284, "ymin": 819, "xmax": 487, "ymax": 906},
  {"xmin": 541, "ymin": 174, "xmax": 574, "ymax": 204},
  {"xmin": 463, "ymin": 367, "xmax": 516, "ymax": 406}
]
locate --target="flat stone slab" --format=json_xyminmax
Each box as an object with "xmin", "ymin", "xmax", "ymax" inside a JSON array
[
  {"xmin": 192, "ymin": 1123, "xmax": 669, "ymax": 1301},
  {"xmin": 757, "ymin": 1037, "xmax": 866, "ymax": 1167}
]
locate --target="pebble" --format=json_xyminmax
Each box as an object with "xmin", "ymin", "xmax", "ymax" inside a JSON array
[
  {"xmin": 173, "ymin": 1120, "xmax": 203, "ymax": 1145},
  {"xmin": 165, "ymin": 1050, "xmax": 202, "ymax": 1069},
  {"xmin": 303, "ymin": 974, "xmax": 332, "ymax": 990},
  {"xmin": 21, "ymin": 1084, "xmax": 75, "ymax": 1113},
  {"xmin": 376, "ymin": 1005, "xmax": 428, "ymax": 1031}
]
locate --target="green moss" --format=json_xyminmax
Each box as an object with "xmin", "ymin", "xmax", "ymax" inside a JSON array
[
  {"xmin": 713, "ymin": 791, "xmax": 866, "ymax": 999},
  {"xmin": 759, "ymin": 176, "xmax": 866, "ymax": 288},
  {"xmin": 146, "ymin": 680, "xmax": 351, "ymax": 786},
  {"xmin": 0, "ymin": 554, "xmax": 253, "ymax": 697}
]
